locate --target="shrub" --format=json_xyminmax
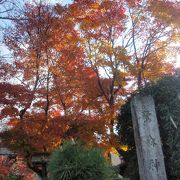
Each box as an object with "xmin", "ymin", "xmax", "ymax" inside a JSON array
[
  {"xmin": 48, "ymin": 141, "xmax": 115, "ymax": 180},
  {"xmin": 7, "ymin": 174, "xmax": 21, "ymax": 180}
]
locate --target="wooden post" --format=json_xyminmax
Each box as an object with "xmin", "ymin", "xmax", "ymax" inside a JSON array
[{"xmin": 131, "ymin": 95, "xmax": 167, "ymax": 180}]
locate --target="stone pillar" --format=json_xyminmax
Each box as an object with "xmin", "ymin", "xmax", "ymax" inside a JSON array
[{"xmin": 131, "ymin": 95, "xmax": 167, "ymax": 180}]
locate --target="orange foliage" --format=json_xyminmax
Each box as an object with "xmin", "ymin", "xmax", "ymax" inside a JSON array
[
  {"xmin": 149, "ymin": 0, "xmax": 180, "ymax": 28},
  {"xmin": 0, "ymin": 156, "xmax": 10, "ymax": 179},
  {"xmin": 0, "ymin": 0, "xmax": 177, "ymax": 159},
  {"xmin": 0, "ymin": 155, "xmax": 38, "ymax": 179}
]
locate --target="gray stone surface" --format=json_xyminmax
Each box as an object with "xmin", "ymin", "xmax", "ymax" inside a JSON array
[{"xmin": 131, "ymin": 95, "xmax": 167, "ymax": 180}]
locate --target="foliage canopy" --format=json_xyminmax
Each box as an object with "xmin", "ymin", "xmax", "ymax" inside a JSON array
[{"xmin": 0, "ymin": 0, "xmax": 179, "ymax": 163}]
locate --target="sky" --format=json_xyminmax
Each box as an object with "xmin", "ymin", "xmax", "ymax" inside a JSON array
[
  {"xmin": 57, "ymin": 0, "xmax": 72, "ymax": 5},
  {"xmin": 27, "ymin": 0, "xmax": 73, "ymax": 5}
]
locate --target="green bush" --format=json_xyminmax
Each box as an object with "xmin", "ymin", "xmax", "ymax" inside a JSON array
[
  {"xmin": 117, "ymin": 74, "xmax": 180, "ymax": 180},
  {"xmin": 7, "ymin": 174, "xmax": 21, "ymax": 180},
  {"xmin": 48, "ymin": 141, "xmax": 115, "ymax": 180}
]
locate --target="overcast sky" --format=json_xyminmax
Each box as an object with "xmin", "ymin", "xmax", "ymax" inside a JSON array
[{"xmin": 57, "ymin": 0, "xmax": 72, "ymax": 5}]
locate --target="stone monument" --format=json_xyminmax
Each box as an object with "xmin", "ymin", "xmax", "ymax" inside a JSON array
[{"xmin": 131, "ymin": 95, "xmax": 167, "ymax": 180}]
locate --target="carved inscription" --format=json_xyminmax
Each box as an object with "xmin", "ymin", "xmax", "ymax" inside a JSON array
[
  {"xmin": 142, "ymin": 105, "xmax": 152, "ymax": 125},
  {"xmin": 147, "ymin": 135, "xmax": 157, "ymax": 147},
  {"xmin": 149, "ymin": 159, "xmax": 160, "ymax": 172}
]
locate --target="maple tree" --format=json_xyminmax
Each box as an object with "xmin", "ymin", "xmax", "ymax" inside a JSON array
[
  {"xmin": 148, "ymin": 0, "xmax": 180, "ymax": 62},
  {"xmin": 149, "ymin": 0, "xmax": 180, "ymax": 29},
  {"xmin": 65, "ymin": 1, "xmax": 129, "ymax": 150},
  {"xmin": 117, "ymin": 0, "xmax": 177, "ymax": 88},
  {"xmin": 0, "ymin": 1, "xmax": 179, "ymax": 171},
  {"xmin": 0, "ymin": 1, "xmax": 106, "ymax": 155},
  {"xmin": 65, "ymin": 0, "xmax": 176, "ymax": 146}
]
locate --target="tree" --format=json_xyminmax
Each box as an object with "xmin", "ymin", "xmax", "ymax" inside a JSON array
[
  {"xmin": 0, "ymin": 0, "xmax": 178, "ymax": 162},
  {"xmin": 66, "ymin": 0, "xmax": 176, "ymax": 148},
  {"xmin": 149, "ymin": 0, "xmax": 180, "ymax": 29},
  {"xmin": 0, "ymin": 1, "xmax": 107, "ymax": 156},
  {"xmin": 148, "ymin": 0, "xmax": 180, "ymax": 62},
  {"xmin": 122, "ymin": 0, "xmax": 176, "ymax": 88},
  {"xmin": 68, "ymin": 0, "xmax": 127, "ymax": 133}
]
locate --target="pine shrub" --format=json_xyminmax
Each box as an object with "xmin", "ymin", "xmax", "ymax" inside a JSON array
[{"xmin": 48, "ymin": 141, "xmax": 115, "ymax": 180}]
